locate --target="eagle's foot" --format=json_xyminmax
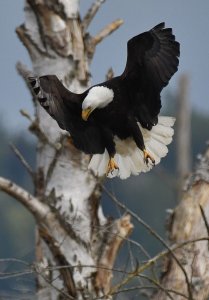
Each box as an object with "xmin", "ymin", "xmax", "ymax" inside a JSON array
[
  {"xmin": 106, "ymin": 157, "xmax": 119, "ymax": 176},
  {"xmin": 143, "ymin": 149, "xmax": 155, "ymax": 166}
]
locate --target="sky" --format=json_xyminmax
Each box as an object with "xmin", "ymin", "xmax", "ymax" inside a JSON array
[{"xmin": 0, "ymin": 0, "xmax": 209, "ymax": 131}]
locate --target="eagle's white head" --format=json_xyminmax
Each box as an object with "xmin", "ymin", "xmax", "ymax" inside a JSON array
[{"xmin": 82, "ymin": 86, "xmax": 114, "ymax": 121}]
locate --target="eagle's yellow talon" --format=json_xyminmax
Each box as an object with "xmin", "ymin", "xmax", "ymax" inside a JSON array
[
  {"xmin": 106, "ymin": 157, "xmax": 119, "ymax": 176},
  {"xmin": 143, "ymin": 149, "xmax": 155, "ymax": 165}
]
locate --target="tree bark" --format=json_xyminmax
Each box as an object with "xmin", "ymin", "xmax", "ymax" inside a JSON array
[
  {"xmin": 152, "ymin": 146, "xmax": 209, "ymax": 300},
  {"xmin": 15, "ymin": 1, "xmax": 130, "ymax": 299}
]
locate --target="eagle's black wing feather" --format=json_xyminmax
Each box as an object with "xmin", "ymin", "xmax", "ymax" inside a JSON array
[
  {"xmin": 121, "ymin": 22, "xmax": 180, "ymax": 129},
  {"xmin": 28, "ymin": 75, "xmax": 105, "ymax": 154},
  {"xmin": 29, "ymin": 75, "xmax": 74, "ymax": 129},
  {"xmin": 122, "ymin": 22, "xmax": 179, "ymax": 90}
]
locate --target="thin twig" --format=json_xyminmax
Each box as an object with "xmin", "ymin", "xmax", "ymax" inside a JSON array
[
  {"xmin": 0, "ymin": 237, "xmax": 207, "ymax": 300},
  {"xmin": 140, "ymin": 275, "xmax": 174, "ymax": 300},
  {"xmin": 20, "ymin": 108, "xmax": 54, "ymax": 147},
  {"xmin": 82, "ymin": 0, "xmax": 106, "ymax": 33},
  {"xmin": 29, "ymin": 120, "xmax": 50, "ymax": 145},
  {"xmin": 28, "ymin": 118, "xmax": 62, "ymax": 151},
  {"xmin": 102, "ymin": 186, "xmax": 194, "ymax": 299},
  {"xmin": 0, "ymin": 258, "xmax": 30, "ymax": 266},
  {"xmin": 34, "ymin": 265, "xmax": 75, "ymax": 300},
  {"xmin": 93, "ymin": 222, "xmax": 150, "ymax": 261},
  {"xmin": 153, "ymin": 165, "xmax": 178, "ymax": 189},
  {"xmin": 20, "ymin": 109, "xmax": 34, "ymax": 123},
  {"xmin": 111, "ymin": 285, "xmax": 157, "ymax": 298},
  {"xmin": 111, "ymin": 236, "xmax": 209, "ymax": 295},
  {"xmin": 199, "ymin": 204, "xmax": 209, "ymax": 250},
  {"xmin": 0, "ymin": 270, "xmax": 33, "ymax": 280},
  {"xmin": 139, "ymin": 274, "xmax": 188, "ymax": 300},
  {"xmin": 10, "ymin": 143, "xmax": 35, "ymax": 180}
]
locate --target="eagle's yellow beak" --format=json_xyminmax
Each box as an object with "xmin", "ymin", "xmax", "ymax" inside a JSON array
[{"xmin": 82, "ymin": 107, "xmax": 93, "ymax": 121}]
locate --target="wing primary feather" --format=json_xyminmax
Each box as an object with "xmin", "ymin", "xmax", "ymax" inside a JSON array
[{"xmin": 152, "ymin": 22, "xmax": 165, "ymax": 31}]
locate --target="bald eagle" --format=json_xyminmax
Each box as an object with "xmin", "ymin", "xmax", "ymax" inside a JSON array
[{"xmin": 29, "ymin": 22, "xmax": 179, "ymax": 179}]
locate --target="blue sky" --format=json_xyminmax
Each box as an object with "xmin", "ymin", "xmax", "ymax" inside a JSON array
[{"xmin": 0, "ymin": 0, "xmax": 209, "ymax": 131}]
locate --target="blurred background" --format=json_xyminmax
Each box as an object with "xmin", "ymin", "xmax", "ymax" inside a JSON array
[{"xmin": 0, "ymin": 0, "xmax": 209, "ymax": 298}]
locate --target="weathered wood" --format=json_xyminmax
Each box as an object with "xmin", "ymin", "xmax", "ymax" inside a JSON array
[
  {"xmin": 152, "ymin": 147, "xmax": 209, "ymax": 300},
  {"xmin": 15, "ymin": 1, "xmax": 130, "ymax": 299}
]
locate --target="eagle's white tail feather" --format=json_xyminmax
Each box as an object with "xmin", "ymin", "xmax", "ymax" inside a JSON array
[
  {"xmin": 150, "ymin": 132, "xmax": 173, "ymax": 145},
  {"xmin": 88, "ymin": 154, "xmax": 100, "ymax": 172},
  {"xmin": 126, "ymin": 155, "xmax": 141, "ymax": 175},
  {"xmin": 117, "ymin": 155, "xmax": 131, "ymax": 179},
  {"xmin": 146, "ymin": 139, "xmax": 168, "ymax": 160},
  {"xmin": 151, "ymin": 123, "xmax": 174, "ymax": 138},
  {"xmin": 158, "ymin": 116, "xmax": 176, "ymax": 127},
  {"xmin": 97, "ymin": 150, "xmax": 109, "ymax": 176},
  {"xmin": 131, "ymin": 150, "xmax": 151, "ymax": 173},
  {"xmin": 88, "ymin": 116, "xmax": 175, "ymax": 179}
]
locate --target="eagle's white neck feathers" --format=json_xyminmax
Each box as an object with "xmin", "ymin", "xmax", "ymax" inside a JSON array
[{"xmin": 82, "ymin": 86, "xmax": 114, "ymax": 110}]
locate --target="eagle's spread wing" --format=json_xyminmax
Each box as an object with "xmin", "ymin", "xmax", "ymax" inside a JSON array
[
  {"xmin": 28, "ymin": 75, "xmax": 105, "ymax": 154},
  {"xmin": 122, "ymin": 22, "xmax": 180, "ymax": 90},
  {"xmin": 29, "ymin": 75, "xmax": 78, "ymax": 130},
  {"xmin": 121, "ymin": 22, "xmax": 180, "ymax": 128}
]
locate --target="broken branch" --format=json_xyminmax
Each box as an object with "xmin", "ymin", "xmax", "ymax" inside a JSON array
[
  {"xmin": 95, "ymin": 214, "xmax": 133, "ymax": 295},
  {"xmin": 10, "ymin": 143, "xmax": 35, "ymax": 180},
  {"xmin": 103, "ymin": 185, "xmax": 193, "ymax": 299},
  {"xmin": 0, "ymin": 177, "xmax": 49, "ymax": 222},
  {"xmin": 92, "ymin": 19, "xmax": 123, "ymax": 46},
  {"xmin": 82, "ymin": 0, "xmax": 106, "ymax": 33}
]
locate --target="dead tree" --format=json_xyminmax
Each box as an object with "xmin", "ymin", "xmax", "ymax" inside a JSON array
[
  {"xmin": 0, "ymin": 1, "xmax": 133, "ymax": 299},
  {"xmin": 152, "ymin": 146, "xmax": 209, "ymax": 300}
]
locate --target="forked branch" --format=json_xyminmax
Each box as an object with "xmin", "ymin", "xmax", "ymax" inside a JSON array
[{"xmin": 82, "ymin": 0, "xmax": 106, "ymax": 33}]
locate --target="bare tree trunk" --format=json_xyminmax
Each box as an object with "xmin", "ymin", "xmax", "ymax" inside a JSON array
[
  {"xmin": 152, "ymin": 146, "xmax": 209, "ymax": 300},
  {"xmin": 176, "ymin": 74, "xmax": 191, "ymax": 200},
  {"xmin": 14, "ymin": 1, "xmax": 132, "ymax": 299}
]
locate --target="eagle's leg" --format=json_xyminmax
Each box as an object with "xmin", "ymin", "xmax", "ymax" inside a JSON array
[
  {"xmin": 100, "ymin": 126, "xmax": 119, "ymax": 175},
  {"xmin": 106, "ymin": 157, "xmax": 119, "ymax": 175},
  {"xmin": 128, "ymin": 115, "xmax": 155, "ymax": 165},
  {"xmin": 143, "ymin": 149, "xmax": 155, "ymax": 165}
]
